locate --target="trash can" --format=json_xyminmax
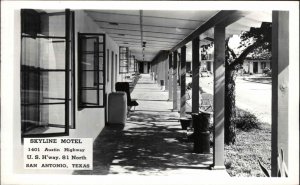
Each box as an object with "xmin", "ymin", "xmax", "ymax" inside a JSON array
[
  {"xmin": 199, "ymin": 112, "xmax": 211, "ymax": 131},
  {"xmin": 192, "ymin": 112, "xmax": 211, "ymax": 153},
  {"xmin": 108, "ymin": 92, "xmax": 127, "ymax": 125},
  {"xmin": 197, "ymin": 131, "xmax": 210, "ymax": 153}
]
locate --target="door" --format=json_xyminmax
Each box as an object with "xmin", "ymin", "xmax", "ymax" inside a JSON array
[
  {"xmin": 139, "ymin": 62, "xmax": 143, "ymax": 73},
  {"xmin": 253, "ymin": 62, "xmax": 258, "ymax": 74},
  {"xmin": 206, "ymin": 61, "xmax": 211, "ymax": 72},
  {"xmin": 111, "ymin": 51, "xmax": 114, "ymax": 91}
]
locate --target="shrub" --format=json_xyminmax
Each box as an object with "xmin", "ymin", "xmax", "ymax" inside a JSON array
[
  {"xmin": 225, "ymin": 159, "xmax": 233, "ymax": 169},
  {"xmin": 266, "ymin": 69, "xmax": 272, "ymax": 77},
  {"xmin": 233, "ymin": 110, "xmax": 261, "ymax": 131},
  {"xmin": 186, "ymin": 82, "xmax": 192, "ymax": 90},
  {"xmin": 263, "ymin": 67, "xmax": 270, "ymax": 74},
  {"xmin": 186, "ymin": 82, "xmax": 205, "ymax": 93}
]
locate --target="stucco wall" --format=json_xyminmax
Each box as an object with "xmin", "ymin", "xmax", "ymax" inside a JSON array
[
  {"xmin": 244, "ymin": 60, "xmax": 271, "ymax": 74},
  {"xmin": 3, "ymin": 9, "xmax": 120, "ymax": 174},
  {"xmin": 71, "ymin": 10, "xmax": 105, "ymax": 140}
]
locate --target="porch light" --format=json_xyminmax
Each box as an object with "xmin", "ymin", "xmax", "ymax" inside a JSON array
[{"xmin": 109, "ymin": 22, "xmax": 119, "ymax": 26}]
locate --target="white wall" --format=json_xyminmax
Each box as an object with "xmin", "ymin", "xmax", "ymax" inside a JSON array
[
  {"xmin": 105, "ymin": 33, "xmax": 120, "ymax": 93},
  {"xmin": 2, "ymin": 9, "xmax": 121, "ymax": 174},
  {"xmin": 71, "ymin": 10, "xmax": 105, "ymax": 140},
  {"xmin": 104, "ymin": 29, "xmax": 120, "ymax": 121},
  {"xmin": 68, "ymin": 10, "xmax": 120, "ymax": 139},
  {"xmin": 244, "ymin": 60, "xmax": 271, "ymax": 74}
]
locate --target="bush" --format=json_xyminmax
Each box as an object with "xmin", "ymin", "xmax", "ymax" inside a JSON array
[
  {"xmin": 225, "ymin": 159, "xmax": 233, "ymax": 169},
  {"xmin": 186, "ymin": 82, "xmax": 192, "ymax": 90},
  {"xmin": 186, "ymin": 82, "xmax": 205, "ymax": 93},
  {"xmin": 233, "ymin": 110, "xmax": 261, "ymax": 131},
  {"xmin": 263, "ymin": 67, "xmax": 272, "ymax": 77},
  {"xmin": 266, "ymin": 69, "xmax": 272, "ymax": 77}
]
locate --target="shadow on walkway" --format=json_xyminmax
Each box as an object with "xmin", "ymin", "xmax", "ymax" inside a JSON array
[{"xmin": 73, "ymin": 74, "xmax": 213, "ymax": 176}]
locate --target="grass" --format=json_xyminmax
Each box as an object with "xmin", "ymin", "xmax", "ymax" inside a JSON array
[{"xmin": 225, "ymin": 109, "xmax": 271, "ymax": 177}]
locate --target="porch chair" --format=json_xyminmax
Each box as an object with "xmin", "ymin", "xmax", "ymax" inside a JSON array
[
  {"xmin": 199, "ymin": 93, "xmax": 213, "ymax": 112},
  {"xmin": 115, "ymin": 82, "xmax": 139, "ymax": 111}
]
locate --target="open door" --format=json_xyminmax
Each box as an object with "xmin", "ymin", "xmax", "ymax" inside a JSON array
[{"xmin": 21, "ymin": 9, "xmax": 73, "ymax": 137}]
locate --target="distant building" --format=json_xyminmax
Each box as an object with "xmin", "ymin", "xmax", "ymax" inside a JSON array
[
  {"xmin": 242, "ymin": 59, "xmax": 271, "ymax": 74},
  {"xmin": 185, "ymin": 48, "xmax": 271, "ymax": 75}
]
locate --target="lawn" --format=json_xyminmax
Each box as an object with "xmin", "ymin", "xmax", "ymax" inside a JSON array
[
  {"xmin": 185, "ymin": 80, "xmax": 272, "ymax": 177},
  {"xmin": 225, "ymin": 121, "xmax": 271, "ymax": 177}
]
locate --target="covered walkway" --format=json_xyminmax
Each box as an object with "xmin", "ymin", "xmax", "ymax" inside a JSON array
[{"xmin": 74, "ymin": 74, "xmax": 228, "ymax": 176}]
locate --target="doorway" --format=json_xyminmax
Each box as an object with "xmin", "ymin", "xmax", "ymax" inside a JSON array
[
  {"xmin": 111, "ymin": 51, "xmax": 114, "ymax": 91},
  {"xmin": 139, "ymin": 62, "xmax": 143, "ymax": 74},
  {"xmin": 253, "ymin": 62, "xmax": 258, "ymax": 74}
]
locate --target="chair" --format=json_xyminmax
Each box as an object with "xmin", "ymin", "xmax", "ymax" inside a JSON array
[
  {"xmin": 200, "ymin": 93, "xmax": 213, "ymax": 112},
  {"xmin": 115, "ymin": 82, "xmax": 139, "ymax": 111}
]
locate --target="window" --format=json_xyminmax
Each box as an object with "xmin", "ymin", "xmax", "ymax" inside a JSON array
[
  {"xmin": 134, "ymin": 58, "xmax": 137, "ymax": 72},
  {"xmin": 111, "ymin": 51, "xmax": 114, "ymax": 89},
  {"xmin": 78, "ymin": 33, "xmax": 105, "ymax": 108},
  {"xmin": 261, "ymin": 62, "xmax": 267, "ymax": 69},
  {"xmin": 128, "ymin": 54, "xmax": 135, "ymax": 73},
  {"xmin": 119, "ymin": 46, "xmax": 129, "ymax": 74},
  {"xmin": 111, "ymin": 51, "xmax": 115, "ymax": 91},
  {"xmin": 107, "ymin": 49, "xmax": 109, "ymax": 82},
  {"xmin": 21, "ymin": 9, "xmax": 73, "ymax": 137}
]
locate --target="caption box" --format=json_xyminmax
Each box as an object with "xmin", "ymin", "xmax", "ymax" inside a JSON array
[{"xmin": 24, "ymin": 138, "xmax": 93, "ymax": 170}]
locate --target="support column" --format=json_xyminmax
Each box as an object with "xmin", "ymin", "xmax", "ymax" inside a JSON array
[
  {"xmin": 180, "ymin": 46, "xmax": 186, "ymax": 117},
  {"xmin": 158, "ymin": 61, "xmax": 161, "ymax": 86},
  {"xmin": 271, "ymin": 11, "xmax": 289, "ymax": 177},
  {"xmin": 160, "ymin": 61, "xmax": 165, "ymax": 89},
  {"xmin": 154, "ymin": 63, "xmax": 157, "ymax": 82},
  {"xmin": 178, "ymin": 53, "xmax": 181, "ymax": 86},
  {"xmin": 172, "ymin": 51, "xmax": 178, "ymax": 111},
  {"xmin": 165, "ymin": 59, "xmax": 169, "ymax": 91},
  {"xmin": 212, "ymin": 26, "xmax": 225, "ymax": 170},
  {"xmin": 168, "ymin": 54, "xmax": 173, "ymax": 101},
  {"xmin": 152, "ymin": 63, "xmax": 155, "ymax": 81},
  {"xmin": 192, "ymin": 37, "xmax": 200, "ymax": 113}
]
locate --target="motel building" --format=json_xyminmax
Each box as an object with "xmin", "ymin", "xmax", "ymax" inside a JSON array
[{"xmin": 1, "ymin": 3, "xmax": 299, "ymax": 184}]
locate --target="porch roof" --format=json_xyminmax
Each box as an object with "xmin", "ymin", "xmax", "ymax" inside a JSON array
[{"xmin": 85, "ymin": 10, "xmax": 271, "ymax": 62}]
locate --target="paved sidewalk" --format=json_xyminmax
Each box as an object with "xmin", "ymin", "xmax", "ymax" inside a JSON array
[{"xmin": 73, "ymin": 74, "xmax": 228, "ymax": 177}]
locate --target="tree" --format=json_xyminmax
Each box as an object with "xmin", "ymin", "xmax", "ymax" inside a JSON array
[{"xmin": 224, "ymin": 22, "xmax": 272, "ymax": 144}]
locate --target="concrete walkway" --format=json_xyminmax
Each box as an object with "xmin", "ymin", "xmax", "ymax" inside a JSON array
[{"xmin": 73, "ymin": 74, "xmax": 228, "ymax": 177}]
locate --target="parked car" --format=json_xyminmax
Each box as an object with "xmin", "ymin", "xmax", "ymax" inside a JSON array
[{"xmin": 200, "ymin": 70, "xmax": 210, "ymax": 77}]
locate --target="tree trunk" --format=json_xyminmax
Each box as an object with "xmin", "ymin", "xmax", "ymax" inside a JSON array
[{"xmin": 225, "ymin": 66, "xmax": 237, "ymax": 145}]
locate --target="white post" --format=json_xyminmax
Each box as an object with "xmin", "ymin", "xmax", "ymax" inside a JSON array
[
  {"xmin": 271, "ymin": 11, "xmax": 289, "ymax": 177},
  {"xmin": 212, "ymin": 26, "xmax": 225, "ymax": 170}
]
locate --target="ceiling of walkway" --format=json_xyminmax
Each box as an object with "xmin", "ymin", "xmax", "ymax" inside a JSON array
[{"xmin": 86, "ymin": 10, "xmax": 271, "ymax": 62}]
